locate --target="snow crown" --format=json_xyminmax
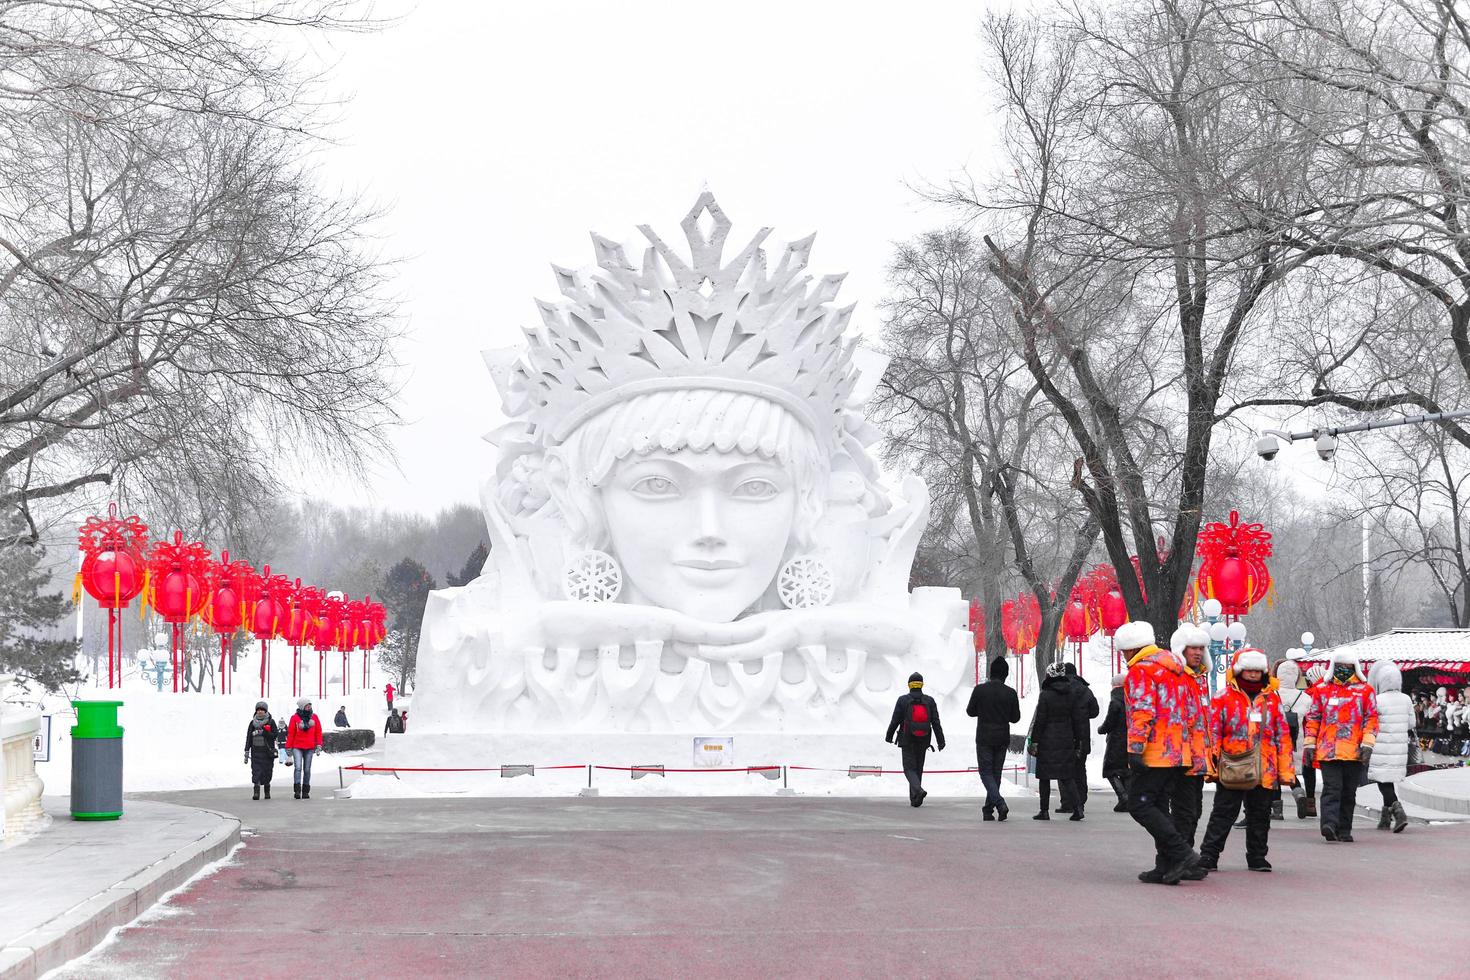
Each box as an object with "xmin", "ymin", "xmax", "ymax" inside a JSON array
[{"xmin": 490, "ymin": 192, "xmax": 861, "ymax": 450}]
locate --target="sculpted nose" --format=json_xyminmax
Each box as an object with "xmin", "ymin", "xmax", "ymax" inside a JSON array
[{"xmin": 693, "ymin": 489, "xmax": 725, "ymax": 547}]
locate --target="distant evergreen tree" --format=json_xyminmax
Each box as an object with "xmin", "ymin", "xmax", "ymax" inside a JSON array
[
  {"xmin": 446, "ymin": 541, "xmax": 488, "ymax": 587},
  {"xmin": 378, "ymin": 558, "xmax": 436, "ymax": 688},
  {"xmin": 0, "ymin": 525, "xmax": 79, "ymax": 690}
]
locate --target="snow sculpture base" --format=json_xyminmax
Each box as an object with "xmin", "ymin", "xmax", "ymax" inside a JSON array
[{"xmin": 368, "ymin": 730, "xmax": 992, "ymax": 799}]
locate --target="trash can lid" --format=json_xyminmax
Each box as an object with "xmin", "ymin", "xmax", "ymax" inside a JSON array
[{"xmin": 71, "ymin": 700, "xmax": 124, "ymax": 738}]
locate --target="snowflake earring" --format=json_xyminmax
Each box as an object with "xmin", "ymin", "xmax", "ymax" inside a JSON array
[
  {"xmin": 776, "ymin": 556, "xmax": 835, "ymax": 609},
  {"xmin": 563, "ymin": 550, "xmax": 623, "ymax": 603}
]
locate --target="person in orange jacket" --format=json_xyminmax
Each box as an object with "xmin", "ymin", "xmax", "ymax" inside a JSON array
[
  {"xmin": 1120, "ymin": 621, "xmax": 1208, "ymax": 885},
  {"xmin": 1197, "ymin": 649, "xmax": 1295, "ymax": 872},
  {"xmin": 1303, "ymin": 650, "xmax": 1379, "ymax": 842},
  {"xmin": 1168, "ymin": 624, "xmax": 1214, "ymax": 849},
  {"xmin": 1299, "ymin": 664, "xmax": 1329, "ymax": 817}
]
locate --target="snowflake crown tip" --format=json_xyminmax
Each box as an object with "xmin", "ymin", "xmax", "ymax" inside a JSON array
[{"xmin": 497, "ymin": 193, "xmax": 863, "ymax": 449}]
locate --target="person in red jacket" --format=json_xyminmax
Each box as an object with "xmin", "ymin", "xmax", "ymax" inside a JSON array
[
  {"xmin": 385, "ymin": 682, "xmax": 395, "ymax": 709},
  {"xmin": 285, "ymin": 698, "xmax": 325, "ymax": 799}
]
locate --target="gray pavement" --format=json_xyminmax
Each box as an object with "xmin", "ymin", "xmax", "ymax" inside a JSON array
[
  {"xmin": 47, "ymin": 788, "xmax": 1470, "ymax": 979},
  {"xmin": 0, "ymin": 798, "xmax": 238, "ymax": 980}
]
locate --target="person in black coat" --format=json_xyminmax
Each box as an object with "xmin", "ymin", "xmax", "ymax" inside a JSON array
[
  {"xmin": 333, "ymin": 706, "xmax": 350, "ymax": 728},
  {"xmin": 244, "ymin": 701, "xmax": 278, "ymax": 800},
  {"xmin": 885, "ymin": 671, "xmax": 946, "ymax": 807},
  {"xmin": 1098, "ymin": 674, "xmax": 1130, "ymax": 811},
  {"xmin": 1029, "ymin": 662, "xmax": 1088, "ymax": 820},
  {"xmin": 1059, "ymin": 662, "xmax": 1099, "ymax": 813},
  {"xmin": 967, "ymin": 655, "xmax": 1021, "ymax": 821}
]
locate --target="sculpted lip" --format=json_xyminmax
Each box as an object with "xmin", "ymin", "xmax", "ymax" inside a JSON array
[{"xmin": 674, "ymin": 558, "xmax": 742, "ymax": 570}]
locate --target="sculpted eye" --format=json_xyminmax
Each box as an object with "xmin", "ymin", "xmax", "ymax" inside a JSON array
[
  {"xmin": 631, "ymin": 475, "xmax": 678, "ymax": 497},
  {"xmin": 732, "ymin": 479, "xmax": 779, "ymax": 500}
]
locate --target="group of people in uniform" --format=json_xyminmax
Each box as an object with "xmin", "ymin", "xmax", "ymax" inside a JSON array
[{"xmin": 883, "ymin": 619, "xmax": 1412, "ymax": 886}]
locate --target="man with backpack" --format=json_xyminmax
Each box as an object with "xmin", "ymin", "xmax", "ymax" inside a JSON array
[
  {"xmin": 385, "ymin": 707, "xmax": 404, "ymax": 735},
  {"xmin": 885, "ymin": 671, "xmax": 946, "ymax": 807}
]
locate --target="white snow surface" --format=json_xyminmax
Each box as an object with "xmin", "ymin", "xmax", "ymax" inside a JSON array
[{"xmin": 18, "ymin": 644, "xmax": 398, "ymax": 794}]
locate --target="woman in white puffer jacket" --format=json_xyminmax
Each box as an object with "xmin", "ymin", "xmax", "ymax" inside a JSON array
[{"xmin": 1367, "ymin": 659, "xmax": 1413, "ymax": 833}]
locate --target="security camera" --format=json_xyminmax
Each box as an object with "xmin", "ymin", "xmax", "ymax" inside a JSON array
[
  {"xmin": 1255, "ymin": 435, "xmax": 1280, "ymax": 461},
  {"xmin": 1315, "ymin": 432, "xmax": 1338, "ymax": 462}
]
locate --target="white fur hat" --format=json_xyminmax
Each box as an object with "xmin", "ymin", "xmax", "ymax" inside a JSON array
[
  {"xmin": 1171, "ymin": 624, "xmax": 1209, "ymax": 651},
  {"xmin": 1233, "ymin": 648, "xmax": 1268, "ymax": 674},
  {"xmin": 1115, "ymin": 621, "xmax": 1155, "ymax": 651},
  {"xmin": 1330, "ymin": 649, "xmax": 1357, "ymax": 666}
]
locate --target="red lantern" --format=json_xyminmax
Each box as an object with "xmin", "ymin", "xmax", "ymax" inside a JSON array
[
  {"xmin": 76, "ymin": 505, "xmax": 151, "ymax": 688},
  {"xmin": 146, "ymin": 532, "xmax": 212, "ymax": 693},
  {"xmin": 204, "ymin": 554, "xmax": 254, "ymax": 695},
  {"xmin": 1062, "ymin": 600, "xmax": 1088, "ymax": 642},
  {"xmin": 313, "ymin": 593, "xmax": 345, "ymax": 699},
  {"xmin": 1196, "ymin": 510, "xmax": 1273, "ymax": 618},
  {"xmin": 248, "ymin": 567, "xmax": 294, "ymax": 697}
]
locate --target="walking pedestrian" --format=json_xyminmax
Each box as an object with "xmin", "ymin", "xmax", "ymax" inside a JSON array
[
  {"xmin": 1298, "ymin": 664, "xmax": 1329, "ymax": 817},
  {"xmin": 1030, "ymin": 662, "xmax": 1087, "ymax": 821},
  {"xmin": 1367, "ymin": 660, "xmax": 1412, "ymax": 834},
  {"xmin": 286, "ymin": 697, "xmax": 325, "ymax": 800},
  {"xmin": 1058, "ymin": 662, "xmax": 1097, "ymax": 814},
  {"xmin": 1303, "ymin": 651, "xmax": 1379, "ymax": 842},
  {"xmin": 243, "ymin": 701, "xmax": 278, "ymax": 800},
  {"xmin": 384, "ymin": 682, "xmax": 395, "ymax": 709},
  {"xmin": 1119, "ymin": 621, "xmax": 1207, "ymax": 885},
  {"xmin": 385, "ymin": 706, "xmax": 404, "ymax": 735},
  {"xmin": 1169, "ymin": 624, "xmax": 1213, "ymax": 848},
  {"xmin": 885, "ymin": 672, "xmax": 946, "ymax": 806},
  {"xmin": 1275, "ymin": 660, "xmax": 1310, "ymax": 819},
  {"xmin": 967, "ymin": 654, "xmax": 1021, "ymax": 821},
  {"xmin": 333, "ymin": 705, "xmax": 350, "ymax": 728},
  {"xmin": 1197, "ymin": 649, "xmax": 1295, "ymax": 873},
  {"xmin": 1098, "ymin": 673, "xmax": 1130, "ymax": 812}
]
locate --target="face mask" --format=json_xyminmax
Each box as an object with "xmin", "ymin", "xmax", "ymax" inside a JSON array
[{"xmin": 1333, "ymin": 664, "xmax": 1355, "ymax": 684}]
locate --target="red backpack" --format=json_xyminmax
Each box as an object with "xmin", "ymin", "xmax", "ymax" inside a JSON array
[{"xmin": 906, "ymin": 697, "xmax": 931, "ymax": 740}]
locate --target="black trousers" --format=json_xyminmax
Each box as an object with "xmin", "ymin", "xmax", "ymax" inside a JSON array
[
  {"xmin": 1200, "ymin": 785, "xmax": 1273, "ymax": 864},
  {"xmin": 1038, "ymin": 776, "xmax": 1078, "ymax": 812},
  {"xmin": 1378, "ymin": 781, "xmax": 1398, "ymax": 805},
  {"xmin": 901, "ymin": 743, "xmax": 928, "ymax": 803},
  {"xmin": 1128, "ymin": 765, "xmax": 1191, "ymax": 868},
  {"xmin": 1059, "ymin": 756, "xmax": 1089, "ymax": 809},
  {"xmin": 1303, "ymin": 763, "xmax": 1316, "ymax": 797},
  {"xmin": 249, "ymin": 752, "xmax": 274, "ymax": 786},
  {"xmin": 1168, "ymin": 774, "xmax": 1205, "ymax": 847},
  {"xmin": 976, "ymin": 743, "xmax": 1007, "ymax": 811},
  {"xmin": 1319, "ymin": 760, "xmax": 1362, "ymax": 835}
]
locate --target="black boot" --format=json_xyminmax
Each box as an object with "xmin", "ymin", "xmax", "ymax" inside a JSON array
[
  {"xmin": 264, "ymin": 783, "xmax": 271, "ymax": 800},
  {"xmin": 302, "ymin": 782, "xmax": 311, "ymax": 800},
  {"xmin": 294, "ymin": 785, "xmax": 301, "ymax": 799},
  {"xmin": 1069, "ymin": 803, "xmax": 1085, "ymax": 821},
  {"xmin": 1271, "ymin": 797, "xmax": 1284, "ymax": 820},
  {"xmin": 252, "ymin": 784, "xmax": 260, "ymax": 801}
]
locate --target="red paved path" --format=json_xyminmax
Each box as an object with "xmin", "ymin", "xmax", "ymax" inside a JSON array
[{"xmin": 56, "ymin": 792, "xmax": 1470, "ymax": 978}]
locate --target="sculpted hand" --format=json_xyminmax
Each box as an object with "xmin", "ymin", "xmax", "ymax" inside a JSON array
[
  {"xmin": 695, "ymin": 604, "xmax": 916, "ymax": 661},
  {"xmin": 524, "ymin": 600, "xmax": 763, "ymax": 653}
]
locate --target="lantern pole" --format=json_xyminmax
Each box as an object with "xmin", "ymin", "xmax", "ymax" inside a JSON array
[{"xmin": 107, "ymin": 607, "xmax": 116, "ymax": 689}]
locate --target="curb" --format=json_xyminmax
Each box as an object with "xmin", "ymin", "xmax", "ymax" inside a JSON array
[
  {"xmin": 1399, "ymin": 779, "xmax": 1470, "ymax": 815},
  {"xmin": 0, "ymin": 807, "xmax": 241, "ymax": 980}
]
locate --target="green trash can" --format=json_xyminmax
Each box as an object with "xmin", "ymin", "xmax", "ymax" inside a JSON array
[{"xmin": 71, "ymin": 700, "xmax": 124, "ymax": 821}]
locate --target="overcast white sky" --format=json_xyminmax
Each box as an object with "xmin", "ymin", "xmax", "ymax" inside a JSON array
[{"xmin": 303, "ymin": 1, "xmax": 1002, "ymax": 515}]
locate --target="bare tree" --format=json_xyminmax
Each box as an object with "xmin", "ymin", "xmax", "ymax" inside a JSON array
[
  {"xmin": 0, "ymin": 1, "xmax": 398, "ymax": 540},
  {"xmin": 1227, "ymin": 0, "xmax": 1470, "ymax": 445},
  {"xmin": 941, "ymin": 2, "xmax": 1326, "ymax": 638},
  {"xmin": 874, "ymin": 228, "xmax": 1098, "ymax": 672}
]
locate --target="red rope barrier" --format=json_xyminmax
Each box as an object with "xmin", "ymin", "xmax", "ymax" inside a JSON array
[
  {"xmin": 343, "ymin": 764, "xmax": 589, "ymax": 773},
  {"xmin": 593, "ymin": 765, "xmax": 780, "ymax": 773}
]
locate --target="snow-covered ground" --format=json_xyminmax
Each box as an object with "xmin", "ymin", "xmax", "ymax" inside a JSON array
[{"xmin": 15, "ymin": 640, "xmax": 400, "ymax": 795}]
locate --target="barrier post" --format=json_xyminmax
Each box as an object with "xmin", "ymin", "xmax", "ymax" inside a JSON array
[{"xmin": 338, "ymin": 766, "xmax": 343, "ymax": 789}]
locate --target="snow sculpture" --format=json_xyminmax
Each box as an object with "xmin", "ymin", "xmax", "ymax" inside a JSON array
[{"xmin": 413, "ymin": 193, "xmax": 971, "ymax": 734}]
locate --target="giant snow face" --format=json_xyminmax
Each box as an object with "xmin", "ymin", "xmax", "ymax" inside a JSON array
[{"xmin": 410, "ymin": 193, "xmax": 972, "ymax": 734}]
